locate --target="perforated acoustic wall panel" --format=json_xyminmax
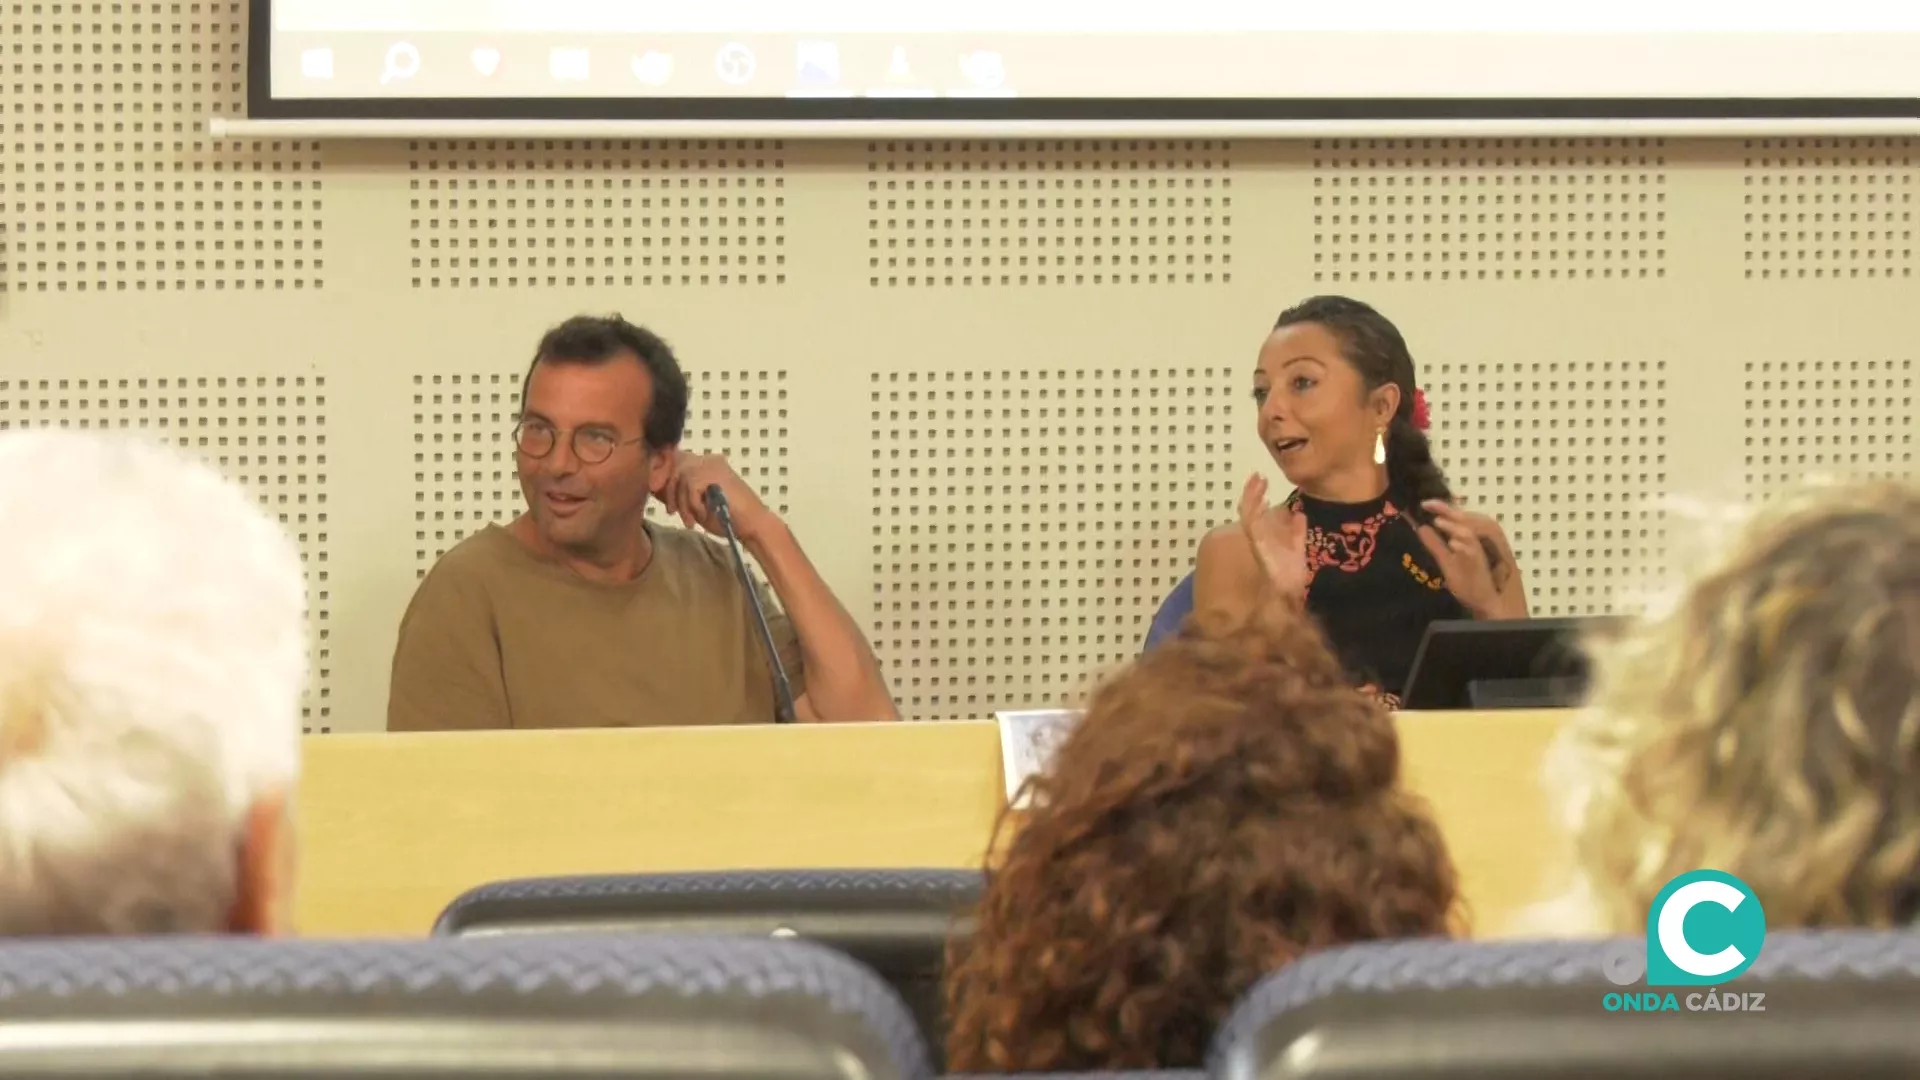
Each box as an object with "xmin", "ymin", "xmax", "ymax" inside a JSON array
[
  {"xmin": 410, "ymin": 373, "xmax": 518, "ymax": 574},
  {"xmin": 1312, "ymin": 138, "xmax": 1667, "ymax": 284},
  {"xmin": 865, "ymin": 139, "xmax": 1232, "ymax": 288},
  {"xmin": 1742, "ymin": 138, "xmax": 1913, "ymax": 280},
  {"xmin": 406, "ymin": 139, "xmax": 787, "ymax": 290},
  {"xmin": 4, "ymin": 8, "xmax": 1920, "ymax": 730},
  {"xmin": 869, "ymin": 368, "xmax": 1237, "ymax": 718},
  {"xmin": 1743, "ymin": 359, "xmax": 1916, "ymax": 501},
  {"xmin": 1428, "ymin": 360, "xmax": 1669, "ymax": 617},
  {"xmin": 0, "ymin": 376, "xmax": 333, "ymax": 731},
  {"xmin": 412, "ymin": 369, "xmax": 791, "ymax": 577},
  {"xmin": 0, "ymin": 2, "xmax": 324, "ymax": 294}
]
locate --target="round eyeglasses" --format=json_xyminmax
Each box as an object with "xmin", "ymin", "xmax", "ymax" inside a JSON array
[{"xmin": 512, "ymin": 420, "xmax": 644, "ymax": 465}]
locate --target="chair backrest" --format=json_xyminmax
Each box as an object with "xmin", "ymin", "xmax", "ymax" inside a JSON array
[
  {"xmin": 947, "ymin": 1073, "xmax": 1203, "ymax": 1080},
  {"xmin": 1210, "ymin": 931, "xmax": 1920, "ymax": 1080},
  {"xmin": 1144, "ymin": 573, "xmax": 1196, "ymax": 650},
  {"xmin": 947, "ymin": 1073, "xmax": 1204, "ymax": 1080},
  {"xmin": 434, "ymin": 868, "xmax": 981, "ymax": 1064},
  {"xmin": 0, "ymin": 933, "xmax": 931, "ymax": 1079}
]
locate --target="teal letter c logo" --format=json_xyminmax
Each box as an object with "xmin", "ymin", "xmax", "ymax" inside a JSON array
[{"xmin": 1645, "ymin": 870, "xmax": 1766, "ymax": 987}]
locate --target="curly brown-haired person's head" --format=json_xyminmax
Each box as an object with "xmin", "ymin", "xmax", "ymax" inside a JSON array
[{"xmin": 943, "ymin": 606, "xmax": 1460, "ymax": 1073}]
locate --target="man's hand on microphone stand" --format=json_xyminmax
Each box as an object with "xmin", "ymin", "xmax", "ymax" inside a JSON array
[
  {"xmin": 653, "ymin": 450, "xmax": 899, "ymax": 723},
  {"xmin": 658, "ymin": 453, "xmax": 779, "ymax": 545}
]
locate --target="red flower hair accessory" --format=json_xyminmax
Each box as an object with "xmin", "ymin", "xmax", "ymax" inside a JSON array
[{"xmin": 1411, "ymin": 388, "xmax": 1431, "ymax": 432}]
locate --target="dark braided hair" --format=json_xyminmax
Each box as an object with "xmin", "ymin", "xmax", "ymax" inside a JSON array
[
  {"xmin": 1272, "ymin": 297, "xmax": 1508, "ymax": 578},
  {"xmin": 1272, "ymin": 295, "xmax": 1452, "ymax": 510}
]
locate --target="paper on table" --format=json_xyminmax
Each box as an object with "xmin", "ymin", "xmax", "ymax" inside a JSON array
[{"xmin": 994, "ymin": 709, "xmax": 1084, "ymax": 807}]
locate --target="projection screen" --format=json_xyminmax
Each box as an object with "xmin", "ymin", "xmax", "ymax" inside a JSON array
[{"xmin": 251, "ymin": 0, "xmax": 1920, "ymax": 123}]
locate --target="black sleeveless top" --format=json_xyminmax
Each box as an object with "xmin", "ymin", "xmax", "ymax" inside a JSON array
[{"xmin": 1287, "ymin": 488, "xmax": 1468, "ymax": 702}]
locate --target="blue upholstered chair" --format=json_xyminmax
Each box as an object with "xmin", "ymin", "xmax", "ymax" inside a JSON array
[
  {"xmin": 948, "ymin": 1074, "xmax": 1201, "ymax": 1080},
  {"xmin": 434, "ymin": 868, "xmax": 980, "ymax": 1067},
  {"xmin": 1144, "ymin": 572, "xmax": 1197, "ymax": 651},
  {"xmin": 1210, "ymin": 931, "xmax": 1920, "ymax": 1080},
  {"xmin": 0, "ymin": 933, "xmax": 932, "ymax": 1079}
]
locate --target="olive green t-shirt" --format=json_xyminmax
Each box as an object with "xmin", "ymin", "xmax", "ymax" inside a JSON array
[{"xmin": 387, "ymin": 523, "xmax": 806, "ymax": 730}]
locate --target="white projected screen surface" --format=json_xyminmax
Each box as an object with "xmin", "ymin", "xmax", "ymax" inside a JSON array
[{"xmin": 267, "ymin": 1, "xmax": 1920, "ymax": 104}]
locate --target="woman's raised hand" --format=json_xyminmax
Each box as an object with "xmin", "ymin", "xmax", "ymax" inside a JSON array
[
  {"xmin": 1238, "ymin": 473, "xmax": 1311, "ymax": 603},
  {"xmin": 1414, "ymin": 500, "xmax": 1528, "ymax": 619}
]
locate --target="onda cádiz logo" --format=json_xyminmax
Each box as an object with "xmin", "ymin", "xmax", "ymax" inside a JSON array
[{"xmin": 1600, "ymin": 870, "xmax": 1768, "ymax": 1013}]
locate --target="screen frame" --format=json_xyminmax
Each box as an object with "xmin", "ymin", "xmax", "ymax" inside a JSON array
[
  {"xmin": 246, "ymin": 0, "xmax": 1920, "ymax": 125},
  {"xmin": 1400, "ymin": 616, "xmax": 1620, "ymax": 711}
]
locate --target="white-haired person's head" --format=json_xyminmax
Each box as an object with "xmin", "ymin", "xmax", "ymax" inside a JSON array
[{"xmin": 0, "ymin": 429, "xmax": 305, "ymax": 935}]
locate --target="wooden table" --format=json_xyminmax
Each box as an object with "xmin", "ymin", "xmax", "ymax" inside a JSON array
[
  {"xmin": 295, "ymin": 711, "xmax": 1569, "ymax": 938},
  {"xmin": 1394, "ymin": 709, "xmax": 1571, "ymax": 938}
]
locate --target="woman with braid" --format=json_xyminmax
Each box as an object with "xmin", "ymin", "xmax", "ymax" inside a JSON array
[{"xmin": 1196, "ymin": 296, "xmax": 1529, "ymax": 706}]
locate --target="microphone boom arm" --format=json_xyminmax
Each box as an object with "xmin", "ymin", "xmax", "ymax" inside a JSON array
[{"xmin": 704, "ymin": 484, "xmax": 798, "ymax": 725}]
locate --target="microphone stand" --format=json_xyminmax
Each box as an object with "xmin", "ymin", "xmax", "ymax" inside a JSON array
[{"xmin": 704, "ymin": 484, "xmax": 798, "ymax": 725}]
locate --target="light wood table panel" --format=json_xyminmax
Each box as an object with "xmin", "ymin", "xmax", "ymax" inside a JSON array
[
  {"xmin": 294, "ymin": 711, "xmax": 1571, "ymax": 938},
  {"xmin": 1394, "ymin": 709, "xmax": 1570, "ymax": 937},
  {"xmin": 295, "ymin": 721, "xmax": 1006, "ymax": 936}
]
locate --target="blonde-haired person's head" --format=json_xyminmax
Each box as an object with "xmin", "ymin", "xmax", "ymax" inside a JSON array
[
  {"xmin": 0, "ymin": 429, "xmax": 305, "ymax": 935},
  {"xmin": 1560, "ymin": 478, "xmax": 1920, "ymax": 933}
]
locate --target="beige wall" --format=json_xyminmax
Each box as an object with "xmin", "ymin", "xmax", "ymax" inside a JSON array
[{"xmin": 2, "ymin": 5, "xmax": 1913, "ymax": 730}]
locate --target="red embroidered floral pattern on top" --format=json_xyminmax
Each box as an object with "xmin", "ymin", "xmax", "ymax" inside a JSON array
[
  {"xmin": 1400, "ymin": 553, "xmax": 1447, "ymax": 592},
  {"xmin": 1288, "ymin": 485, "xmax": 1469, "ymax": 697},
  {"xmin": 1305, "ymin": 500, "xmax": 1400, "ymax": 573},
  {"xmin": 1302, "ymin": 498, "xmax": 1448, "ymax": 591}
]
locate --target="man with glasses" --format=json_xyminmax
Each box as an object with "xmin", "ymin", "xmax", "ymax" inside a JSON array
[{"xmin": 387, "ymin": 315, "xmax": 897, "ymax": 729}]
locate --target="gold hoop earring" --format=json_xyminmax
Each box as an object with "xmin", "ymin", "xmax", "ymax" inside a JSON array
[{"xmin": 1373, "ymin": 427, "xmax": 1387, "ymax": 466}]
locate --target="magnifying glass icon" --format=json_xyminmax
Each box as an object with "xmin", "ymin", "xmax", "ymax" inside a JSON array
[{"xmin": 380, "ymin": 42, "xmax": 421, "ymax": 85}]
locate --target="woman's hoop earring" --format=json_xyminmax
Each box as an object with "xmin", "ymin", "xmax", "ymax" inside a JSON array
[{"xmin": 1373, "ymin": 427, "xmax": 1387, "ymax": 466}]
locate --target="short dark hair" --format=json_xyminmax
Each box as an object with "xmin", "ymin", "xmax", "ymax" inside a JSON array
[{"xmin": 521, "ymin": 314, "xmax": 689, "ymax": 449}]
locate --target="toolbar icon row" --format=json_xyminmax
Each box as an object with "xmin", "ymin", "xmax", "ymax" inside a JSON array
[{"xmin": 296, "ymin": 42, "xmax": 1005, "ymax": 92}]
